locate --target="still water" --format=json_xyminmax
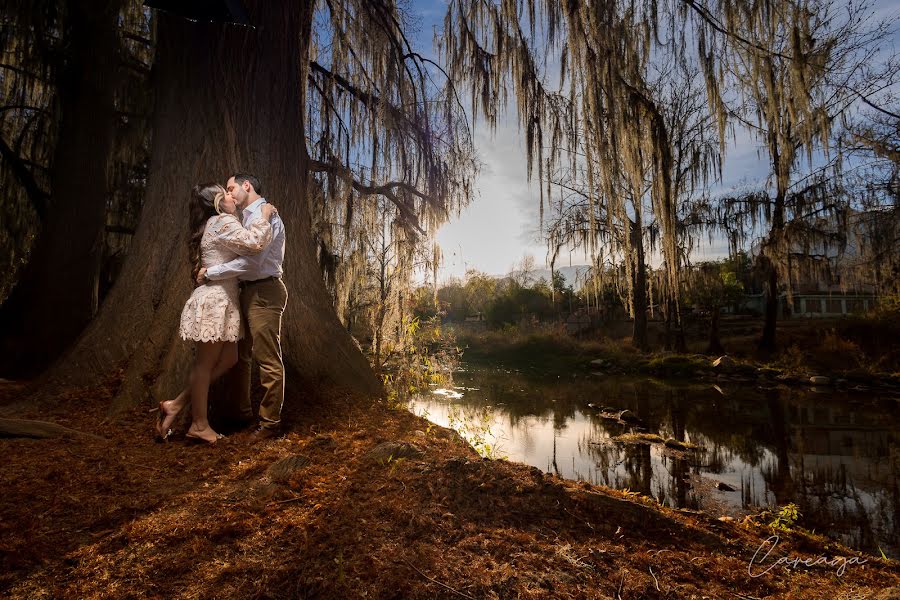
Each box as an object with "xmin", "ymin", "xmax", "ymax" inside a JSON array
[{"xmin": 409, "ymin": 363, "xmax": 899, "ymax": 558}]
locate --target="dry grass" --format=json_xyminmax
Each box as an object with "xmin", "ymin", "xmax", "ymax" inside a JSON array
[
  {"xmin": 0, "ymin": 379, "xmax": 897, "ymax": 599},
  {"xmin": 613, "ymin": 433, "xmax": 666, "ymax": 445}
]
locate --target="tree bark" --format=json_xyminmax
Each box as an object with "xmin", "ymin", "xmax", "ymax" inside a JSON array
[
  {"xmin": 663, "ymin": 299, "xmax": 688, "ymax": 353},
  {"xmin": 706, "ymin": 306, "xmax": 724, "ymax": 355},
  {"xmin": 42, "ymin": 2, "xmax": 381, "ymax": 409},
  {"xmin": 663, "ymin": 299, "xmax": 675, "ymax": 351},
  {"xmin": 0, "ymin": 0, "xmax": 121, "ymax": 377},
  {"xmin": 759, "ymin": 130, "xmax": 787, "ymax": 354},
  {"xmin": 674, "ymin": 313, "xmax": 687, "ymax": 353},
  {"xmin": 759, "ymin": 261, "xmax": 779, "ymax": 353},
  {"xmin": 663, "ymin": 300, "xmax": 673, "ymax": 351},
  {"xmin": 630, "ymin": 218, "xmax": 649, "ymax": 352}
]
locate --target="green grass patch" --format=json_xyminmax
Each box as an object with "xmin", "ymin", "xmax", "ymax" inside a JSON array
[{"xmin": 639, "ymin": 354, "xmax": 710, "ymax": 378}]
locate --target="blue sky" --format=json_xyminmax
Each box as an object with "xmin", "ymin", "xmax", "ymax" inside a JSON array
[{"xmin": 402, "ymin": 0, "xmax": 900, "ymax": 283}]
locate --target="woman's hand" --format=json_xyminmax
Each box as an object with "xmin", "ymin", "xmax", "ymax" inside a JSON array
[{"xmin": 261, "ymin": 203, "xmax": 278, "ymax": 220}]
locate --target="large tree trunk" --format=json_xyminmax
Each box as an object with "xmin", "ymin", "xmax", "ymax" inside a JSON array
[
  {"xmin": 706, "ymin": 306, "xmax": 724, "ymax": 355},
  {"xmin": 42, "ymin": 3, "xmax": 381, "ymax": 409},
  {"xmin": 630, "ymin": 218, "xmax": 649, "ymax": 352},
  {"xmin": 662, "ymin": 299, "xmax": 687, "ymax": 353},
  {"xmin": 0, "ymin": 0, "xmax": 120, "ymax": 377},
  {"xmin": 759, "ymin": 261, "xmax": 779, "ymax": 353},
  {"xmin": 663, "ymin": 300, "xmax": 673, "ymax": 351},
  {"xmin": 759, "ymin": 136, "xmax": 787, "ymax": 354}
]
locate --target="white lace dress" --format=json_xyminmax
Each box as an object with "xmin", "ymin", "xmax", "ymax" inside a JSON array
[{"xmin": 178, "ymin": 213, "xmax": 273, "ymax": 343}]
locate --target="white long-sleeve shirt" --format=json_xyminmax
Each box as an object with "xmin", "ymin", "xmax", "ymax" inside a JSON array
[{"xmin": 206, "ymin": 198, "xmax": 286, "ymax": 281}]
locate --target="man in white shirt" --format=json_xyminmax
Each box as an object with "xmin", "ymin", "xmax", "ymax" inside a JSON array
[{"xmin": 198, "ymin": 172, "xmax": 287, "ymax": 441}]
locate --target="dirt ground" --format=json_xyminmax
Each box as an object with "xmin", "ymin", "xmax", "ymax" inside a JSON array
[{"xmin": 0, "ymin": 379, "xmax": 897, "ymax": 599}]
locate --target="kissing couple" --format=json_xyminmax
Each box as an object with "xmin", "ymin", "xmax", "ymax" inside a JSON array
[{"xmin": 156, "ymin": 173, "xmax": 288, "ymax": 445}]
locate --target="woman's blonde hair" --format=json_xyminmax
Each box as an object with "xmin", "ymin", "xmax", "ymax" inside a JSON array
[{"xmin": 213, "ymin": 189, "xmax": 225, "ymax": 214}]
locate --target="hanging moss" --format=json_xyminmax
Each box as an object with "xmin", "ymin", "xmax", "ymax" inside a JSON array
[{"xmin": 442, "ymin": 0, "xmax": 894, "ymax": 351}]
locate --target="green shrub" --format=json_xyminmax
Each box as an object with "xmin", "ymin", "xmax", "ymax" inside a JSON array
[{"xmin": 769, "ymin": 503, "xmax": 801, "ymax": 531}]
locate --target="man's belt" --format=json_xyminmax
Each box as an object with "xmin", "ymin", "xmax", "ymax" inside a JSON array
[{"xmin": 240, "ymin": 276, "xmax": 281, "ymax": 288}]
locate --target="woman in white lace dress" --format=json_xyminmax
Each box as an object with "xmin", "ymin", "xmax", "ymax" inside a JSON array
[{"xmin": 156, "ymin": 182, "xmax": 277, "ymax": 444}]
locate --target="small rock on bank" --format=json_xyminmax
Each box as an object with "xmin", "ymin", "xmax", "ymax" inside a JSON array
[{"xmin": 711, "ymin": 356, "xmax": 737, "ymax": 371}]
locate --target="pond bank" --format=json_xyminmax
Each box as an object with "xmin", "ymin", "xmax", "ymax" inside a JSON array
[
  {"xmin": 411, "ymin": 365, "xmax": 900, "ymax": 560},
  {"xmin": 456, "ymin": 328, "xmax": 900, "ymax": 395},
  {"xmin": 1, "ymin": 380, "xmax": 897, "ymax": 598}
]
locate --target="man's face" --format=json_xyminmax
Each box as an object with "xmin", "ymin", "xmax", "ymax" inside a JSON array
[{"xmin": 226, "ymin": 176, "xmax": 250, "ymax": 209}]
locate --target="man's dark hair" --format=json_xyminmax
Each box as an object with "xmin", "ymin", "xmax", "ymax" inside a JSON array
[{"xmin": 233, "ymin": 172, "xmax": 263, "ymax": 196}]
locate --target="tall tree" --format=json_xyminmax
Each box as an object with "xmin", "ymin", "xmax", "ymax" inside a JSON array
[
  {"xmin": 363, "ymin": 200, "xmax": 419, "ymax": 372},
  {"xmin": 685, "ymin": 261, "xmax": 744, "ymax": 354},
  {"xmin": 444, "ymin": 0, "xmax": 895, "ymax": 354},
  {"xmin": 839, "ymin": 96, "xmax": 900, "ymax": 296},
  {"xmin": 0, "ymin": 0, "xmax": 59, "ymax": 298},
  {"xmin": 699, "ymin": 0, "xmax": 895, "ymax": 351},
  {"xmin": 0, "ymin": 0, "xmax": 152, "ymax": 376},
  {"xmin": 464, "ymin": 269, "xmax": 497, "ymax": 317},
  {"xmin": 543, "ymin": 64, "xmax": 720, "ymax": 351},
  {"xmin": 657, "ymin": 68, "xmax": 722, "ymax": 351},
  {"xmin": 41, "ymin": 1, "xmax": 474, "ymax": 409},
  {"xmin": 509, "ymin": 254, "xmax": 538, "ymax": 288}
]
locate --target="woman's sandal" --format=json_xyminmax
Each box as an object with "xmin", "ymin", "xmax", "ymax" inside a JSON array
[{"xmin": 185, "ymin": 431, "xmax": 225, "ymax": 445}]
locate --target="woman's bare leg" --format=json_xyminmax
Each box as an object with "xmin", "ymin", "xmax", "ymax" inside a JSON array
[
  {"xmin": 216, "ymin": 342, "xmax": 238, "ymax": 376},
  {"xmin": 158, "ymin": 341, "xmax": 238, "ymax": 434},
  {"xmin": 185, "ymin": 340, "xmax": 225, "ymax": 442}
]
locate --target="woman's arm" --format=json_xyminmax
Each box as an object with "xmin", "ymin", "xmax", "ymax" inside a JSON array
[{"xmin": 213, "ymin": 214, "xmax": 273, "ymax": 256}]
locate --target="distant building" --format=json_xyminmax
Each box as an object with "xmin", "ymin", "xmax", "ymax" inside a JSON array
[
  {"xmin": 741, "ymin": 292, "xmax": 876, "ymax": 318},
  {"xmin": 743, "ymin": 208, "xmax": 887, "ymax": 317}
]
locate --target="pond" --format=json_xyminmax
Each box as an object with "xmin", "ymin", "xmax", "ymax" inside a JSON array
[{"xmin": 408, "ymin": 362, "xmax": 899, "ymax": 558}]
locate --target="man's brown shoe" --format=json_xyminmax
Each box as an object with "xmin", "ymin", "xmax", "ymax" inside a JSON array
[{"xmin": 248, "ymin": 426, "xmax": 281, "ymax": 443}]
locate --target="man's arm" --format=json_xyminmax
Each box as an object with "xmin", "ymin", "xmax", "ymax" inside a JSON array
[
  {"xmin": 204, "ymin": 212, "xmax": 284, "ymax": 282},
  {"xmin": 206, "ymin": 254, "xmax": 261, "ymax": 281}
]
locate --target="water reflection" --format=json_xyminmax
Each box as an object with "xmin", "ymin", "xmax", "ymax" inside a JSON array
[{"xmin": 409, "ymin": 364, "xmax": 899, "ymax": 558}]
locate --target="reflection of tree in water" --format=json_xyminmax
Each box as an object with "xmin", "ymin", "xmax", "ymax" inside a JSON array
[
  {"xmin": 457, "ymin": 368, "xmax": 584, "ymax": 424},
  {"xmin": 754, "ymin": 389, "xmax": 899, "ymax": 557},
  {"xmin": 437, "ymin": 364, "xmax": 899, "ymax": 556},
  {"xmin": 621, "ymin": 444, "xmax": 653, "ymax": 497},
  {"xmin": 763, "ymin": 391, "xmax": 796, "ymax": 503},
  {"xmin": 665, "ymin": 390, "xmax": 691, "ymax": 509},
  {"xmin": 635, "ymin": 392, "xmax": 654, "ymax": 496},
  {"xmin": 682, "ymin": 396, "xmax": 768, "ymax": 468},
  {"xmin": 591, "ymin": 443, "xmax": 625, "ymax": 488}
]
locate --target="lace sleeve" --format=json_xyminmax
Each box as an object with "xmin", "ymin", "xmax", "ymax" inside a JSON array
[{"xmin": 211, "ymin": 214, "xmax": 273, "ymax": 256}]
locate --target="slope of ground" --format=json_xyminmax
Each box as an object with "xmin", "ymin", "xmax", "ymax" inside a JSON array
[{"xmin": 0, "ymin": 379, "xmax": 896, "ymax": 599}]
